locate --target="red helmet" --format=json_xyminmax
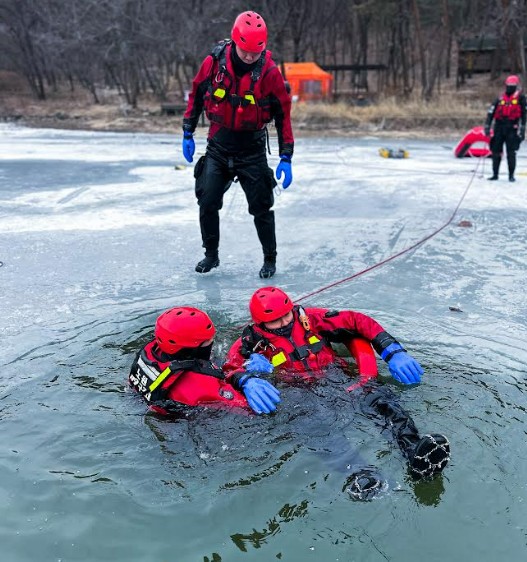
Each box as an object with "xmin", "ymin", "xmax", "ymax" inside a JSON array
[
  {"xmin": 155, "ymin": 307, "xmax": 215, "ymax": 355},
  {"xmin": 505, "ymin": 75, "xmax": 520, "ymax": 86},
  {"xmin": 231, "ymin": 11, "xmax": 267, "ymax": 53},
  {"xmin": 250, "ymin": 286, "xmax": 293, "ymax": 324}
]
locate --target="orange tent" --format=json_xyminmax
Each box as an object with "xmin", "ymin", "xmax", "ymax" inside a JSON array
[{"xmin": 282, "ymin": 62, "xmax": 333, "ymax": 102}]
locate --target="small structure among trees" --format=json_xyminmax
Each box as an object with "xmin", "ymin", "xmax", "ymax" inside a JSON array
[
  {"xmin": 282, "ymin": 62, "xmax": 333, "ymax": 102},
  {"xmin": 458, "ymin": 33, "xmax": 527, "ymax": 80}
]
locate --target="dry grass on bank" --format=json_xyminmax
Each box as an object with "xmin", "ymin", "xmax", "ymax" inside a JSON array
[
  {"xmin": 292, "ymin": 93, "xmax": 491, "ymax": 137},
  {"xmin": 0, "ymin": 69, "xmax": 497, "ymax": 138}
]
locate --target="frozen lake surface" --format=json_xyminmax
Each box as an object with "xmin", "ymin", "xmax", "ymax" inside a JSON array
[{"xmin": 1, "ymin": 124, "xmax": 526, "ymax": 561}]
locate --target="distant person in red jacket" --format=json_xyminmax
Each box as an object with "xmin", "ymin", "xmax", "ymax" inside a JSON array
[
  {"xmin": 182, "ymin": 10, "xmax": 294, "ymax": 279},
  {"xmin": 129, "ymin": 306, "xmax": 280, "ymax": 416},
  {"xmin": 484, "ymin": 75, "xmax": 526, "ymax": 182},
  {"xmin": 224, "ymin": 286, "xmax": 450, "ymax": 480}
]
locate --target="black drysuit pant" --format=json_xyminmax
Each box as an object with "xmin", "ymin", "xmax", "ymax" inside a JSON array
[
  {"xmin": 490, "ymin": 121, "xmax": 521, "ymax": 177},
  {"xmin": 194, "ymin": 137, "xmax": 277, "ymax": 258}
]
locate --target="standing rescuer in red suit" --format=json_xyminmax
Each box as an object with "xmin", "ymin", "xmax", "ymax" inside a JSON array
[
  {"xmin": 129, "ymin": 306, "xmax": 280, "ymax": 416},
  {"xmin": 182, "ymin": 11, "xmax": 294, "ymax": 279},
  {"xmin": 484, "ymin": 74, "xmax": 526, "ymax": 182},
  {"xmin": 223, "ymin": 287, "xmax": 451, "ymax": 480}
]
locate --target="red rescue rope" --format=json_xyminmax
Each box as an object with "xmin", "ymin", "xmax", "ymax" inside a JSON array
[{"xmin": 296, "ymin": 158, "xmax": 483, "ymax": 304}]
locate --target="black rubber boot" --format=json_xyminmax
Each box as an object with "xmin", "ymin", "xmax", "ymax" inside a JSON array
[
  {"xmin": 488, "ymin": 175, "xmax": 498, "ymax": 181},
  {"xmin": 509, "ymin": 175, "xmax": 516, "ymax": 182},
  {"xmin": 259, "ymin": 256, "xmax": 276, "ymax": 279},
  {"xmin": 408, "ymin": 434, "xmax": 450, "ymax": 479},
  {"xmin": 195, "ymin": 252, "xmax": 219, "ymax": 273}
]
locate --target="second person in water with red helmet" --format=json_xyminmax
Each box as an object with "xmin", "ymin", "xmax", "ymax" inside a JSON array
[{"xmin": 223, "ymin": 286, "xmax": 450, "ymax": 479}]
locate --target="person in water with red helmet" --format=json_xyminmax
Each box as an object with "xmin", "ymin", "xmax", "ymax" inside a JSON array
[
  {"xmin": 182, "ymin": 10, "xmax": 294, "ymax": 279},
  {"xmin": 223, "ymin": 287, "xmax": 450, "ymax": 480},
  {"xmin": 484, "ymin": 74, "xmax": 526, "ymax": 182},
  {"xmin": 129, "ymin": 306, "xmax": 280, "ymax": 416}
]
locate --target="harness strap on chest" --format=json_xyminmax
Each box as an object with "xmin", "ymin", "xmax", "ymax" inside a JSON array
[
  {"xmin": 288, "ymin": 337, "xmax": 324, "ymax": 362},
  {"xmin": 240, "ymin": 324, "xmax": 270, "ymax": 358},
  {"xmin": 211, "ymin": 43, "xmax": 268, "ymax": 109}
]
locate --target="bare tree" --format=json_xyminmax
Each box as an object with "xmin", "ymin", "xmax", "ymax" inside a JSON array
[{"xmin": 0, "ymin": 0, "xmax": 525, "ymax": 104}]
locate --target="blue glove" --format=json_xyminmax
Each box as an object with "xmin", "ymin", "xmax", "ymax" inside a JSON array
[
  {"xmin": 381, "ymin": 343, "xmax": 423, "ymax": 385},
  {"xmin": 276, "ymin": 155, "xmax": 293, "ymax": 189},
  {"xmin": 244, "ymin": 353, "xmax": 273, "ymax": 374},
  {"xmin": 182, "ymin": 131, "xmax": 195, "ymax": 163},
  {"xmin": 240, "ymin": 376, "xmax": 281, "ymax": 414}
]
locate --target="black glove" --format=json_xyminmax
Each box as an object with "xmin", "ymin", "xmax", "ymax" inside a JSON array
[
  {"xmin": 519, "ymin": 125, "xmax": 525, "ymax": 142},
  {"xmin": 484, "ymin": 126, "xmax": 491, "ymax": 138}
]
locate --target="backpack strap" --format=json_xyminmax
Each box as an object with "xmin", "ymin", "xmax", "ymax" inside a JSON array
[
  {"xmin": 168, "ymin": 358, "xmax": 224, "ymax": 380},
  {"xmin": 211, "ymin": 39, "xmax": 230, "ymax": 61}
]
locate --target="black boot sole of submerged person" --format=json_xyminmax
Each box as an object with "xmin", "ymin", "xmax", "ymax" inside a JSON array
[
  {"xmin": 344, "ymin": 467, "xmax": 388, "ymax": 501},
  {"xmin": 259, "ymin": 258, "xmax": 276, "ymax": 279},
  {"xmin": 408, "ymin": 434, "xmax": 450, "ymax": 479},
  {"xmin": 195, "ymin": 256, "xmax": 220, "ymax": 273}
]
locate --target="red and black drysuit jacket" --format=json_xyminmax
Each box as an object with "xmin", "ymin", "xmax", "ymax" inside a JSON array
[
  {"xmin": 223, "ymin": 306, "xmax": 402, "ymax": 390},
  {"xmin": 183, "ymin": 41, "xmax": 294, "ymax": 158},
  {"xmin": 129, "ymin": 341, "xmax": 249, "ymax": 415}
]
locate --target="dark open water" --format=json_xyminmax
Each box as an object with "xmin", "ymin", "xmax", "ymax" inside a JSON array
[{"xmin": 1, "ymin": 125, "xmax": 526, "ymax": 561}]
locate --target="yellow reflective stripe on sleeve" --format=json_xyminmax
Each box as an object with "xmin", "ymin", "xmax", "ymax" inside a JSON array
[
  {"xmin": 271, "ymin": 352, "xmax": 287, "ymax": 367},
  {"xmin": 149, "ymin": 367, "xmax": 172, "ymax": 392},
  {"xmin": 244, "ymin": 94, "xmax": 256, "ymax": 104},
  {"xmin": 213, "ymin": 88, "xmax": 226, "ymax": 99},
  {"xmin": 308, "ymin": 336, "xmax": 320, "ymax": 344}
]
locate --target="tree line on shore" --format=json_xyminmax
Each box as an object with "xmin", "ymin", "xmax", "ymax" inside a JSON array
[{"xmin": 0, "ymin": 0, "xmax": 525, "ymax": 107}]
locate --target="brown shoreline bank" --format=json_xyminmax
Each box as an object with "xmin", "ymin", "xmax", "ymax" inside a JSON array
[
  {"xmin": 0, "ymin": 111, "xmax": 471, "ymax": 141},
  {"xmin": 0, "ymin": 93, "xmax": 484, "ymax": 141}
]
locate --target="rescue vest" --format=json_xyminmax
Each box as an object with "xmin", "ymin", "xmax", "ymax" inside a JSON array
[
  {"xmin": 240, "ymin": 306, "xmax": 335, "ymax": 375},
  {"xmin": 129, "ymin": 343, "xmax": 227, "ymax": 404},
  {"xmin": 495, "ymin": 91, "xmax": 522, "ymax": 121},
  {"xmin": 203, "ymin": 41, "xmax": 275, "ymax": 131}
]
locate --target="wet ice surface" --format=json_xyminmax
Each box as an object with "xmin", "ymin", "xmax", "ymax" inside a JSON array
[{"xmin": 1, "ymin": 124, "xmax": 526, "ymax": 561}]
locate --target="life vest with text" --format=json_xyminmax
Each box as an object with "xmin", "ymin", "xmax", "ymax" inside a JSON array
[{"xmin": 129, "ymin": 342, "xmax": 247, "ymax": 408}]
